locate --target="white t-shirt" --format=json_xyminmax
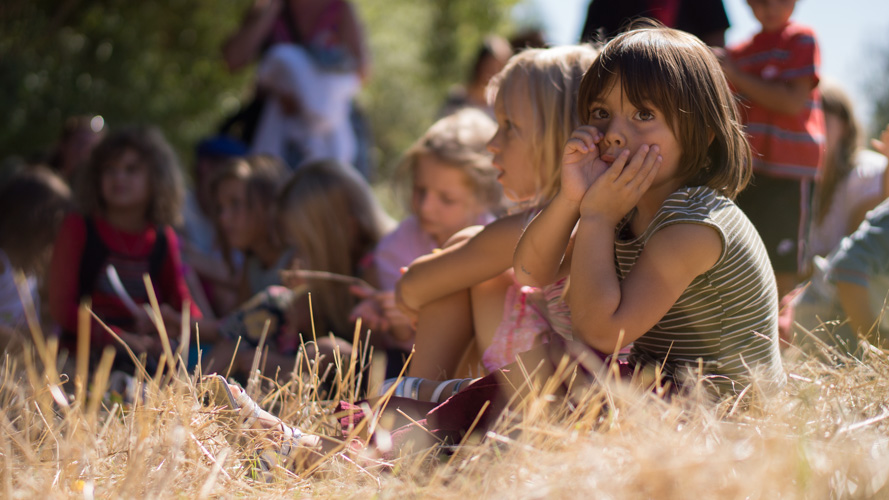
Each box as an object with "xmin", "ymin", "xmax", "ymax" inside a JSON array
[
  {"xmin": 809, "ymin": 149, "xmax": 888, "ymax": 257},
  {"xmin": 0, "ymin": 249, "xmax": 39, "ymax": 330}
]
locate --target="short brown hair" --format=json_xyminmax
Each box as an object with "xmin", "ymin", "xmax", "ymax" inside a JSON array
[
  {"xmin": 578, "ymin": 24, "xmax": 752, "ymax": 199},
  {"xmin": 75, "ymin": 126, "xmax": 185, "ymax": 225}
]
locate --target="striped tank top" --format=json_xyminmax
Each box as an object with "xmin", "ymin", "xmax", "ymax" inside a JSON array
[{"xmin": 616, "ymin": 186, "xmax": 785, "ymax": 396}]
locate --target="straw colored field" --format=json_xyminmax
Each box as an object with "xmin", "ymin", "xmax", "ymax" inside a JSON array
[{"xmin": 3, "ymin": 302, "xmax": 889, "ymax": 499}]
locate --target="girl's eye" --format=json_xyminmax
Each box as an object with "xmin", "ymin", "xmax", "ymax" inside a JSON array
[
  {"xmin": 589, "ymin": 108, "xmax": 608, "ymax": 120},
  {"xmin": 634, "ymin": 110, "xmax": 655, "ymax": 121}
]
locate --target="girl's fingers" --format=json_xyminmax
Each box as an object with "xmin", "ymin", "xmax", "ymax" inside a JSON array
[
  {"xmin": 615, "ymin": 144, "xmax": 651, "ymax": 184},
  {"xmin": 635, "ymin": 154, "xmax": 662, "ymax": 194},
  {"xmin": 564, "ymin": 137, "xmax": 591, "ymax": 155},
  {"xmin": 567, "ymin": 127, "xmax": 603, "ymax": 150},
  {"xmin": 603, "ymin": 149, "xmax": 631, "ymax": 181},
  {"xmin": 625, "ymin": 145, "xmax": 661, "ymax": 187}
]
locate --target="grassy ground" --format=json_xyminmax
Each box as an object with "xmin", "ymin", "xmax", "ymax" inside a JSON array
[{"xmin": 3, "ymin": 307, "xmax": 889, "ymax": 499}]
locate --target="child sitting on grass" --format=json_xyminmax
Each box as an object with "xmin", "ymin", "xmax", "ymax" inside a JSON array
[
  {"xmin": 202, "ymin": 160, "xmax": 394, "ymax": 382},
  {"xmin": 206, "ymin": 26, "xmax": 786, "ymax": 462},
  {"xmin": 0, "ymin": 167, "xmax": 72, "ymax": 349},
  {"xmin": 393, "ymin": 46, "xmax": 597, "ymax": 398},
  {"xmin": 49, "ymin": 126, "xmax": 202, "ymax": 371},
  {"xmin": 350, "ymin": 107, "xmax": 502, "ymax": 355}
]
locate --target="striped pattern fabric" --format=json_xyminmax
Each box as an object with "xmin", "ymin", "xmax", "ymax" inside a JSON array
[
  {"xmin": 728, "ymin": 22, "xmax": 824, "ymax": 179},
  {"xmin": 617, "ymin": 186, "xmax": 786, "ymax": 396}
]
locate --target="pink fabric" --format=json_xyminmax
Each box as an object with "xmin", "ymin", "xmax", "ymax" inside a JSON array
[
  {"xmin": 374, "ymin": 214, "xmax": 496, "ymax": 291},
  {"xmin": 482, "ymin": 276, "xmax": 572, "ymax": 372},
  {"xmin": 482, "ymin": 278, "xmax": 551, "ymax": 372}
]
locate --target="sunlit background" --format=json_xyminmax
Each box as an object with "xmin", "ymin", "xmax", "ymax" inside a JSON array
[{"xmin": 525, "ymin": 0, "xmax": 887, "ymax": 128}]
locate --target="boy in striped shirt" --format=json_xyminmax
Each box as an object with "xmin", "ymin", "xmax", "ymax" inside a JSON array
[{"xmin": 713, "ymin": 0, "xmax": 825, "ymax": 297}]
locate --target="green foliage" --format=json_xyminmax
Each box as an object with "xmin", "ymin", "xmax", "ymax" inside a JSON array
[
  {"xmin": 0, "ymin": 0, "xmax": 519, "ymax": 181},
  {"xmin": 0, "ymin": 0, "xmax": 250, "ymax": 170},
  {"xmin": 353, "ymin": 0, "xmax": 518, "ymax": 179}
]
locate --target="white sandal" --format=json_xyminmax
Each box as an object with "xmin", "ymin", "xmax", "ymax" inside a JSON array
[
  {"xmin": 379, "ymin": 376, "xmax": 474, "ymax": 404},
  {"xmin": 202, "ymin": 375, "xmax": 317, "ymax": 450}
]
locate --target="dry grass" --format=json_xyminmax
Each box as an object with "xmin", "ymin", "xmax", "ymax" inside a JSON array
[{"xmin": 4, "ymin": 297, "xmax": 889, "ymax": 499}]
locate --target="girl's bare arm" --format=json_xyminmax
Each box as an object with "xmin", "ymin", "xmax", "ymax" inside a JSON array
[
  {"xmin": 513, "ymin": 196, "xmax": 577, "ymax": 288},
  {"xmin": 514, "ymin": 126, "xmax": 606, "ymax": 287},
  {"xmin": 570, "ymin": 221, "xmax": 721, "ymax": 352},
  {"xmin": 397, "ymin": 213, "xmax": 526, "ymax": 312}
]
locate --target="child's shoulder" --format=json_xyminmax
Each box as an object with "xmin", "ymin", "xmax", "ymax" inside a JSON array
[
  {"xmin": 730, "ymin": 22, "xmax": 818, "ymax": 56},
  {"xmin": 660, "ymin": 186, "xmax": 728, "ymax": 217},
  {"xmin": 375, "ymin": 215, "xmax": 434, "ymax": 256},
  {"xmin": 780, "ymin": 21, "xmax": 818, "ymax": 41}
]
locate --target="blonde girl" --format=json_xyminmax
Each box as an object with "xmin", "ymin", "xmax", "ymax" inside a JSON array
[
  {"xmin": 351, "ymin": 107, "xmax": 502, "ymax": 347},
  {"xmin": 393, "ymin": 46, "xmax": 598, "ymax": 399},
  {"xmin": 278, "ymin": 159, "xmax": 395, "ymax": 339}
]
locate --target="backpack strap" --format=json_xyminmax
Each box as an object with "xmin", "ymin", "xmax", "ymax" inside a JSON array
[
  {"xmin": 147, "ymin": 225, "xmax": 168, "ymax": 284},
  {"xmin": 78, "ymin": 215, "xmax": 109, "ymax": 299}
]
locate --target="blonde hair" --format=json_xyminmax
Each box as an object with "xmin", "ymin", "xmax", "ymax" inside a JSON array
[
  {"xmin": 76, "ymin": 126, "xmax": 184, "ymax": 226},
  {"xmin": 278, "ymin": 160, "xmax": 395, "ymax": 336},
  {"xmin": 400, "ymin": 107, "xmax": 502, "ymax": 213},
  {"xmin": 210, "ymin": 154, "xmax": 289, "ymax": 271},
  {"xmin": 817, "ymin": 81, "xmax": 861, "ymax": 224},
  {"xmin": 487, "ymin": 45, "xmax": 599, "ymax": 206}
]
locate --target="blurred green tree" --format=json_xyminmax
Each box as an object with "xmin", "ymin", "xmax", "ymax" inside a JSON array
[
  {"xmin": 0, "ymin": 0, "xmax": 519, "ymax": 181},
  {"xmin": 0, "ymin": 0, "xmax": 250, "ymax": 171}
]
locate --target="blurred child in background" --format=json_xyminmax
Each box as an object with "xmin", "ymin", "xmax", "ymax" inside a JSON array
[
  {"xmin": 204, "ymin": 160, "xmax": 393, "ymax": 382},
  {"xmin": 439, "ymin": 36, "xmax": 513, "ymax": 119},
  {"xmin": 0, "ymin": 167, "xmax": 72, "ymax": 349},
  {"xmin": 49, "ymin": 126, "xmax": 201, "ymax": 369},
  {"xmin": 180, "ymin": 136, "xmax": 249, "ymax": 317},
  {"xmin": 714, "ymin": 0, "xmax": 824, "ymax": 296},
  {"xmin": 350, "ymin": 107, "xmax": 502, "ymax": 355},
  {"xmin": 809, "ymin": 83, "xmax": 889, "ymax": 260},
  {"xmin": 211, "ymin": 155, "xmax": 291, "ymax": 309}
]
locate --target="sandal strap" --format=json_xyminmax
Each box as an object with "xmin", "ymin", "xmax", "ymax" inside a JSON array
[
  {"xmin": 430, "ymin": 380, "xmax": 454, "ymax": 404},
  {"xmin": 234, "ymin": 388, "xmax": 263, "ymax": 428},
  {"xmin": 278, "ymin": 423, "xmax": 305, "ymax": 457},
  {"xmin": 381, "ymin": 376, "xmax": 423, "ymax": 400}
]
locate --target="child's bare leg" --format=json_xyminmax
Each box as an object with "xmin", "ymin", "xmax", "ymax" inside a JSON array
[
  {"xmin": 408, "ymin": 289, "xmax": 474, "ymax": 380},
  {"xmin": 468, "ymin": 270, "xmax": 513, "ymax": 360}
]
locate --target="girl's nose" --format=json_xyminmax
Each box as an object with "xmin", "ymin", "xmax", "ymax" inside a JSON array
[
  {"xmin": 603, "ymin": 121, "xmax": 626, "ymax": 148},
  {"xmin": 486, "ymin": 132, "xmax": 501, "ymax": 154}
]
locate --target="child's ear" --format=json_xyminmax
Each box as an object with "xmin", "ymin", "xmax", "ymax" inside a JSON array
[{"xmin": 708, "ymin": 130, "xmax": 716, "ymax": 146}]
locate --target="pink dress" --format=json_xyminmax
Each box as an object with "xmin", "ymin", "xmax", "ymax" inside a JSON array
[{"xmin": 481, "ymin": 276, "xmax": 571, "ymax": 372}]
